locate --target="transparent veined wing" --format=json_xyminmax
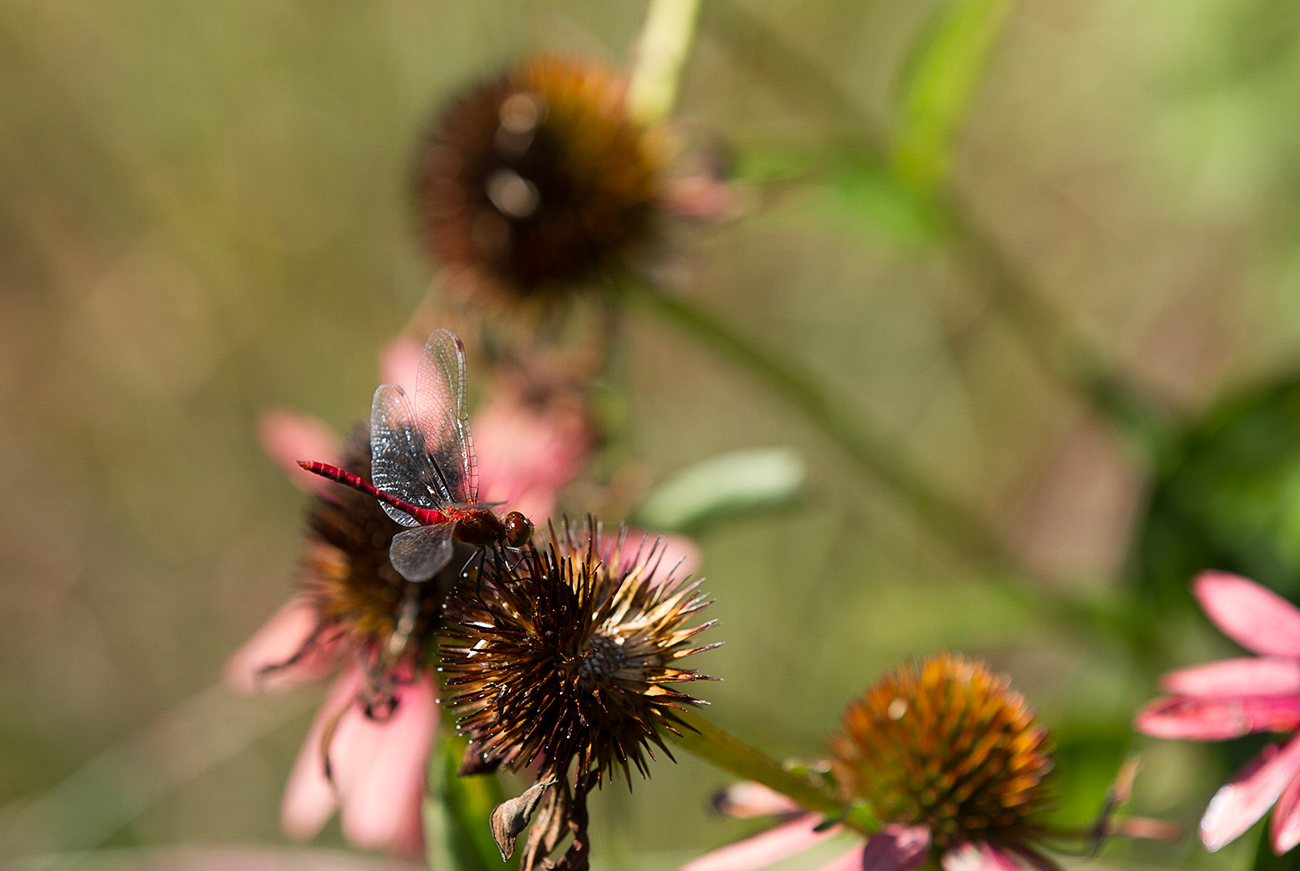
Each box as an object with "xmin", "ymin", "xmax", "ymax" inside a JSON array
[
  {"xmin": 413, "ymin": 328, "xmax": 479, "ymax": 504},
  {"xmin": 389, "ymin": 524, "xmax": 455, "ymax": 583},
  {"xmin": 370, "ymin": 383, "xmax": 453, "ymax": 526}
]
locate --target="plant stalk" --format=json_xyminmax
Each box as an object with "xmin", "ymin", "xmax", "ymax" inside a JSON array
[{"xmin": 668, "ymin": 709, "xmax": 877, "ymax": 833}]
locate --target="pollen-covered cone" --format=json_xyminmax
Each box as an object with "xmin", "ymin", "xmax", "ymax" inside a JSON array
[
  {"xmin": 440, "ymin": 522, "xmax": 715, "ymax": 784},
  {"xmin": 415, "ymin": 56, "xmax": 665, "ymax": 305},
  {"xmin": 830, "ymin": 653, "xmax": 1055, "ymax": 857}
]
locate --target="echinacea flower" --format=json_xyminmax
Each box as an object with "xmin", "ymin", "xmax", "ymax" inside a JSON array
[
  {"xmin": 686, "ymin": 654, "xmax": 1162, "ymax": 871},
  {"xmin": 439, "ymin": 520, "xmax": 715, "ymax": 870},
  {"xmin": 227, "ymin": 428, "xmax": 444, "ymax": 856},
  {"xmin": 1136, "ymin": 571, "xmax": 1300, "ymax": 854},
  {"xmin": 414, "ymin": 56, "xmax": 666, "ymax": 307},
  {"xmin": 227, "ymin": 338, "xmax": 600, "ymax": 855}
]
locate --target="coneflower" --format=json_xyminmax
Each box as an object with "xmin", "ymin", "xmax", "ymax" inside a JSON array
[
  {"xmin": 415, "ymin": 56, "xmax": 665, "ymax": 307},
  {"xmin": 439, "ymin": 521, "xmax": 716, "ymax": 869},
  {"xmin": 683, "ymin": 653, "xmax": 1176, "ymax": 871}
]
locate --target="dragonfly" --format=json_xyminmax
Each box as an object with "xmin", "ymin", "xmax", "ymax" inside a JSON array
[{"xmin": 299, "ymin": 327, "xmax": 534, "ymax": 584}]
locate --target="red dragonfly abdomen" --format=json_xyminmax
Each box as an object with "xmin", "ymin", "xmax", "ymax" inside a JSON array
[{"xmin": 298, "ymin": 461, "xmax": 447, "ymax": 527}]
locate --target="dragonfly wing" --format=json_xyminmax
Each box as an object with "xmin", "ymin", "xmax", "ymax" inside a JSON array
[
  {"xmin": 413, "ymin": 328, "xmax": 479, "ymax": 504},
  {"xmin": 371, "ymin": 383, "xmax": 451, "ymax": 526},
  {"xmin": 389, "ymin": 524, "xmax": 455, "ymax": 583}
]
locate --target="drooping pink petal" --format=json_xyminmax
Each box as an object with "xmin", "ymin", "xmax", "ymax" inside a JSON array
[
  {"xmin": 281, "ymin": 667, "xmax": 365, "ymax": 840},
  {"xmin": 1201, "ymin": 736, "xmax": 1300, "ymax": 851},
  {"xmin": 1271, "ymin": 765, "xmax": 1300, "ymax": 854},
  {"xmin": 679, "ymin": 814, "xmax": 835, "ymax": 871},
  {"xmin": 941, "ymin": 842, "xmax": 1025, "ymax": 871},
  {"xmin": 860, "ymin": 824, "xmax": 931, "ymax": 871},
  {"xmin": 1162, "ymin": 658, "xmax": 1300, "ymax": 697},
  {"xmin": 713, "ymin": 781, "xmax": 802, "ymax": 819},
  {"xmin": 260, "ymin": 410, "xmax": 342, "ymax": 494},
  {"xmin": 1193, "ymin": 572, "xmax": 1300, "ymax": 658},
  {"xmin": 336, "ymin": 676, "xmax": 438, "ymax": 856},
  {"xmin": 473, "ymin": 392, "xmax": 593, "ymax": 522},
  {"xmin": 225, "ymin": 599, "xmax": 341, "ymax": 694},
  {"xmin": 1134, "ymin": 695, "xmax": 1300, "ymax": 740}
]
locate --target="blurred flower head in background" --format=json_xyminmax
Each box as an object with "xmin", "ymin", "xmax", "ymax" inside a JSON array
[
  {"xmin": 1136, "ymin": 571, "xmax": 1300, "ymax": 855},
  {"xmin": 440, "ymin": 521, "xmax": 714, "ymax": 869},
  {"xmin": 415, "ymin": 56, "xmax": 665, "ymax": 308}
]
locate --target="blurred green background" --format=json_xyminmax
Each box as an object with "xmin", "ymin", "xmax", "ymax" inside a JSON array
[{"xmin": 5, "ymin": 1, "xmax": 1300, "ymax": 868}]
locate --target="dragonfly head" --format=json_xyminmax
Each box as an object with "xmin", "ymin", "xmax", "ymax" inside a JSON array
[{"xmin": 503, "ymin": 511, "xmax": 534, "ymax": 548}]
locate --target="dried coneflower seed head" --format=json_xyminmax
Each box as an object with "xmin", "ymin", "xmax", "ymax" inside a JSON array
[
  {"xmin": 439, "ymin": 522, "xmax": 715, "ymax": 786},
  {"xmin": 302, "ymin": 429, "xmax": 452, "ymax": 659},
  {"xmin": 829, "ymin": 653, "xmax": 1054, "ymax": 852},
  {"xmin": 416, "ymin": 56, "xmax": 664, "ymax": 304}
]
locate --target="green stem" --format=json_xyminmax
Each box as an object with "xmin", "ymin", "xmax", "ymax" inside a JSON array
[
  {"xmin": 621, "ymin": 279, "xmax": 1013, "ymax": 575},
  {"xmin": 627, "ymin": 0, "xmax": 704, "ymax": 125},
  {"xmin": 699, "ymin": 0, "xmax": 1175, "ymax": 465},
  {"xmin": 621, "ymin": 278, "xmax": 1154, "ymax": 654},
  {"xmin": 668, "ymin": 709, "xmax": 877, "ymax": 834},
  {"xmin": 941, "ymin": 195, "xmax": 1177, "ymax": 468}
]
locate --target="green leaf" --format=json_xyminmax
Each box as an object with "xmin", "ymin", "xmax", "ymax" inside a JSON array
[
  {"xmin": 892, "ymin": 0, "xmax": 1015, "ymax": 192},
  {"xmin": 425, "ymin": 735, "xmax": 509, "ymax": 871},
  {"xmin": 635, "ymin": 447, "xmax": 805, "ymax": 533}
]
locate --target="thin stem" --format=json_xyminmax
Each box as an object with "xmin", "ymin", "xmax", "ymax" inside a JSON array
[
  {"xmin": 668, "ymin": 709, "xmax": 877, "ymax": 834},
  {"xmin": 940, "ymin": 195, "xmax": 1177, "ymax": 466},
  {"xmin": 621, "ymin": 278, "xmax": 1155, "ymax": 654},
  {"xmin": 621, "ymin": 279, "xmax": 1013, "ymax": 574},
  {"xmin": 699, "ymin": 0, "xmax": 1174, "ymax": 463},
  {"xmin": 627, "ymin": 0, "xmax": 704, "ymax": 125}
]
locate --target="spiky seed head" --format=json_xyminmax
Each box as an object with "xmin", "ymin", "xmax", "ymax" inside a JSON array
[
  {"xmin": 439, "ymin": 521, "xmax": 715, "ymax": 786},
  {"xmin": 415, "ymin": 56, "xmax": 664, "ymax": 305},
  {"xmin": 829, "ymin": 653, "xmax": 1054, "ymax": 852},
  {"xmin": 301, "ymin": 430, "xmax": 452, "ymax": 658}
]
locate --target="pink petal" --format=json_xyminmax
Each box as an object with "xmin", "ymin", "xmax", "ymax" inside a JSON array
[
  {"xmin": 713, "ymin": 781, "xmax": 802, "ymax": 819},
  {"xmin": 337, "ymin": 676, "xmax": 438, "ymax": 855},
  {"xmin": 1201, "ymin": 736, "xmax": 1300, "ymax": 851},
  {"xmin": 280, "ymin": 668, "xmax": 365, "ymax": 840},
  {"xmin": 473, "ymin": 393, "xmax": 593, "ymax": 522},
  {"xmin": 1163, "ymin": 658, "xmax": 1300, "ymax": 697},
  {"xmin": 941, "ymin": 843, "xmax": 1024, "ymax": 871},
  {"xmin": 1272, "ymin": 766, "xmax": 1300, "ymax": 854},
  {"xmin": 379, "ymin": 336, "xmax": 423, "ymax": 395},
  {"xmin": 860, "ymin": 825, "xmax": 931, "ymax": 871},
  {"xmin": 679, "ymin": 815, "xmax": 834, "ymax": 871},
  {"xmin": 657, "ymin": 534, "xmax": 702, "ymax": 580},
  {"xmin": 816, "ymin": 847, "xmax": 870, "ymax": 871},
  {"xmin": 1134, "ymin": 695, "xmax": 1300, "ymax": 740},
  {"xmin": 225, "ymin": 599, "xmax": 339, "ymax": 694},
  {"xmin": 260, "ymin": 410, "xmax": 342, "ymax": 494},
  {"xmin": 1194, "ymin": 572, "xmax": 1300, "ymax": 658}
]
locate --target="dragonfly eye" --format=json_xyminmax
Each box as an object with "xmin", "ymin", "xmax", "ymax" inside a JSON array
[{"xmin": 503, "ymin": 511, "xmax": 533, "ymax": 548}]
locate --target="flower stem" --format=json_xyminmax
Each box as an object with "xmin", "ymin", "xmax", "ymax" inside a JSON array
[
  {"xmin": 620, "ymin": 278, "xmax": 1156, "ymax": 654},
  {"xmin": 627, "ymin": 0, "xmax": 704, "ymax": 125},
  {"xmin": 668, "ymin": 709, "xmax": 878, "ymax": 833},
  {"xmin": 699, "ymin": 0, "xmax": 1176, "ymax": 465},
  {"xmin": 621, "ymin": 278, "xmax": 1013, "ymax": 574}
]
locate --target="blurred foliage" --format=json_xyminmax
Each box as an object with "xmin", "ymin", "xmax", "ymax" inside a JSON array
[
  {"xmin": 1134, "ymin": 374, "xmax": 1300, "ymax": 610},
  {"xmin": 5, "ymin": 0, "xmax": 1300, "ymax": 870}
]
